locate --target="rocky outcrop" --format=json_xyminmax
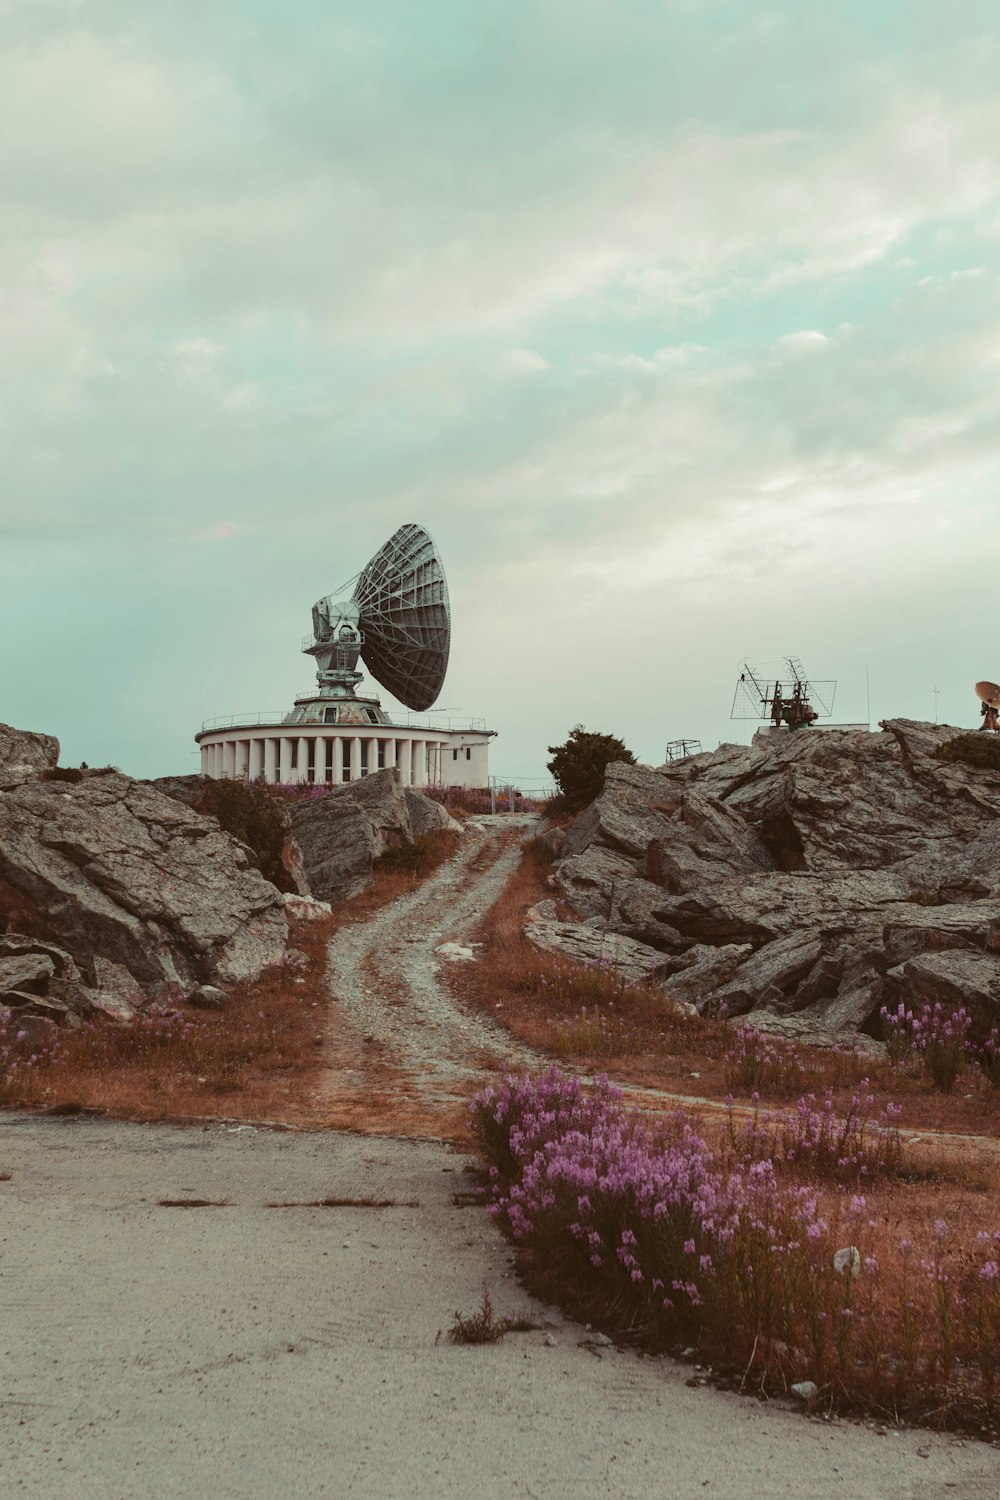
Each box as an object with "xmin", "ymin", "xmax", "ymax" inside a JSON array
[
  {"xmin": 291, "ymin": 769, "xmax": 461, "ymax": 904},
  {"xmin": 403, "ymin": 786, "xmax": 463, "ymax": 840},
  {"xmin": 0, "ymin": 723, "xmax": 59, "ymax": 788},
  {"xmin": 540, "ymin": 721, "xmax": 1000, "ymax": 1041},
  {"xmin": 0, "ymin": 769, "xmax": 288, "ymax": 1016}
]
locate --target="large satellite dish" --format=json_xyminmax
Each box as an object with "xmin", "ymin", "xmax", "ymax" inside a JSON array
[
  {"xmin": 305, "ymin": 523, "xmax": 451, "ymax": 712},
  {"xmin": 976, "ymin": 681, "xmax": 1000, "ymax": 710}
]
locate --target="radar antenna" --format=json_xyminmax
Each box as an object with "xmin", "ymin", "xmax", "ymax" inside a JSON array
[
  {"xmin": 975, "ymin": 680, "xmax": 1000, "ymax": 733},
  {"xmin": 304, "ymin": 523, "xmax": 451, "ymax": 712},
  {"xmin": 731, "ymin": 657, "xmax": 836, "ymax": 731}
]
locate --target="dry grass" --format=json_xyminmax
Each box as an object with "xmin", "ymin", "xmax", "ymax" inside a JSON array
[
  {"xmin": 446, "ymin": 845, "xmax": 1000, "ymax": 1141},
  {"xmin": 0, "ymin": 830, "xmax": 462, "ymax": 1129}
]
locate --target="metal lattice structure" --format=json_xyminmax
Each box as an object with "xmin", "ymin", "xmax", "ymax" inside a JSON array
[
  {"xmin": 305, "ymin": 523, "xmax": 451, "ymax": 713},
  {"xmin": 732, "ymin": 657, "xmax": 836, "ymax": 730}
]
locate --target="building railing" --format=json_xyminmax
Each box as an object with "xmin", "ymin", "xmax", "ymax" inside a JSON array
[{"xmin": 199, "ymin": 710, "xmax": 490, "ymax": 734}]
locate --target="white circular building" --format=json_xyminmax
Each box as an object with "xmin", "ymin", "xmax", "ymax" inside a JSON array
[
  {"xmin": 195, "ymin": 523, "xmax": 496, "ymax": 789},
  {"xmin": 195, "ymin": 705, "xmax": 494, "ymax": 789}
]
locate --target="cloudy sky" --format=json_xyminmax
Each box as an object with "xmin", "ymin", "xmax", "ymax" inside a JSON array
[{"xmin": 2, "ymin": 0, "xmax": 999, "ymax": 785}]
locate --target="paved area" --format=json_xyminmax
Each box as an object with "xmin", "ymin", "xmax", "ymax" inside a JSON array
[{"xmin": 2, "ymin": 1114, "xmax": 996, "ymax": 1499}]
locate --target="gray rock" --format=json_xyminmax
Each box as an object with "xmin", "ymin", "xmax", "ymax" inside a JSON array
[
  {"xmin": 2, "ymin": 992, "xmax": 71, "ymax": 1024},
  {"xmin": 790, "ymin": 1381, "xmax": 819, "ymax": 1402},
  {"xmin": 0, "ymin": 723, "xmax": 59, "ymax": 788},
  {"xmin": 403, "ymin": 787, "xmax": 463, "ymax": 839},
  {"xmin": 523, "ymin": 907, "xmax": 677, "ymax": 987},
  {"xmin": 885, "ymin": 950, "xmax": 1000, "ymax": 1033},
  {"xmin": 537, "ymin": 721, "xmax": 1000, "ymax": 1039},
  {"xmin": 0, "ymin": 769, "xmax": 288, "ymax": 1009},
  {"xmin": 187, "ymin": 984, "xmax": 227, "ymax": 1011},
  {"xmin": 292, "ymin": 768, "xmax": 421, "ymax": 904},
  {"xmin": 0, "ymin": 951, "xmax": 56, "ymax": 999}
]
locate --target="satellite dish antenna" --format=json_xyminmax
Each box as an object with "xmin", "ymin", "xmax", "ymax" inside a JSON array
[
  {"xmin": 976, "ymin": 680, "xmax": 1000, "ymax": 732},
  {"xmin": 305, "ymin": 523, "xmax": 450, "ymax": 712}
]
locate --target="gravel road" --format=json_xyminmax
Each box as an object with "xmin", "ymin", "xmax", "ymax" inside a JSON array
[
  {"xmin": 320, "ymin": 815, "xmax": 543, "ymax": 1111},
  {"xmin": 3, "ymin": 1112, "xmax": 996, "ymax": 1500}
]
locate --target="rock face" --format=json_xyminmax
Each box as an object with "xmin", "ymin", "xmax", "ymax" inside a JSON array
[
  {"xmin": 542, "ymin": 721, "xmax": 1000, "ymax": 1040},
  {"xmin": 291, "ymin": 768, "xmax": 461, "ymax": 904},
  {"xmin": 0, "ymin": 723, "xmax": 59, "ymax": 789},
  {"xmin": 0, "ymin": 768, "xmax": 289, "ymax": 1016}
]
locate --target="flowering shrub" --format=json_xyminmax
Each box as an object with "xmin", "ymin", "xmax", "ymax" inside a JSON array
[
  {"xmin": 470, "ymin": 1068, "xmax": 1000, "ymax": 1425},
  {"xmin": 722, "ymin": 1025, "xmax": 808, "ymax": 1097},
  {"xmin": 880, "ymin": 1001, "xmax": 972, "ymax": 1092},
  {"xmin": 728, "ymin": 1083, "xmax": 904, "ymax": 1183},
  {"xmin": 979, "ymin": 1026, "xmax": 1000, "ymax": 1091}
]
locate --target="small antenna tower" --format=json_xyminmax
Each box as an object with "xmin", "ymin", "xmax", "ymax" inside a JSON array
[{"xmin": 731, "ymin": 657, "xmax": 836, "ymax": 731}]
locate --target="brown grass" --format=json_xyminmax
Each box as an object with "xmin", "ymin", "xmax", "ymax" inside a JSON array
[
  {"xmin": 446, "ymin": 845, "xmax": 1000, "ymax": 1142},
  {"xmin": 0, "ymin": 830, "xmax": 462, "ymax": 1130}
]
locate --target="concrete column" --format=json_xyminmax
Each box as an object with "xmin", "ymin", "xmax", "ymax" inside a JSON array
[
  {"xmin": 297, "ymin": 736, "xmax": 310, "ymax": 784},
  {"xmin": 385, "ymin": 738, "xmax": 396, "ymax": 778},
  {"xmin": 350, "ymin": 736, "xmax": 362, "ymax": 782},
  {"xmin": 249, "ymin": 739, "xmax": 263, "ymax": 781},
  {"xmin": 222, "ymin": 741, "xmax": 234, "ymax": 777},
  {"xmin": 278, "ymin": 737, "xmax": 293, "ymax": 784},
  {"xmin": 264, "ymin": 738, "xmax": 277, "ymax": 783},
  {"xmin": 328, "ymin": 736, "xmax": 342, "ymax": 784},
  {"xmin": 398, "ymin": 739, "xmax": 411, "ymax": 786},
  {"xmin": 414, "ymin": 737, "xmax": 428, "ymax": 787}
]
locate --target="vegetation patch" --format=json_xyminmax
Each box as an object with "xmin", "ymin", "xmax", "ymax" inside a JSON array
[
  {"xmin": 471, "ymin": 1068, "xmax": 1000, "ymax": 1436},
  {"xmin": 546, "ymin": 725, "xmax": 636, "ymax": 816},
  {"xmin": 933, "ymin": 733, "xmax": 1000, "ymax": 772},
  {"xmin": 373, "ymin": 828, "xmax": 460, "ymax": 877},
  {"xmin": 445, "ymin": 1286, "xmax": 541, "ymax": 1345}
]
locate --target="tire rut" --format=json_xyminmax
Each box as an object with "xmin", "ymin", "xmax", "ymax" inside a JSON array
[{"xmin": 319, "ymin": 815, "xmax": 544, "ymax": 1111}]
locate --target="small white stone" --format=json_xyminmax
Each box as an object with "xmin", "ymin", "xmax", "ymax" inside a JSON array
[{"xmin": 791, "ymin": 1381, "xmax": 819, "ymax": 1402}]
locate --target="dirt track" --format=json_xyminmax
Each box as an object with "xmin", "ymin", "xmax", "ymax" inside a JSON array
[{"xmin": 312, "ymin": 815, "xmax": 541, "ymax": 1130}]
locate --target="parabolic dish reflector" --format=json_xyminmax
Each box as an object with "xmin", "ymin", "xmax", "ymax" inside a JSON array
[
  {"xmin": 976, "ymin": 680, "xmax": 1000, "ymax": 709},
  {"xmin": 352, "ymin": 523, "xmax": 450, "ymax": 711}
]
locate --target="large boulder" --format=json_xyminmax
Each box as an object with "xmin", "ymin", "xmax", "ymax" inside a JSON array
[
  {"xmin": 0, "ymin": 723, "xmax": 59, "ymax": 788},
  {"xmin": 291, "ymin": 768, "xmax": 458, "ymax": 904},
  {"xmin": 0, "ymin": 769, "xmax": 288, "ymax": 1013},
  {"xmin": 540, "ymin": 720, "xmax": 1000, "ymax": 1042}
]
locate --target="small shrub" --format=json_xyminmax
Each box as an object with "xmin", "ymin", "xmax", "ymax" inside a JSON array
[
  {"xmin": 40, "ymin": 766, "xmax": 83, "ymax": 784},
  {"xmin": 934, "ymin": 733, "xmax": 1000, "ymax": 773},
  {"xmin": 546, "ymin": 726, "xmax": 636, "ymax": 815},
  {"xmin": 447, "ymin": 1286, "xmax": 514, "ymax": 1344},
  {"xmin": 723, "ymin": 1025, "xmax": 808, "ymax": 1097},
  {"xmin": 728, "ymin": 1084, "xmax": 904, "ymax": 1183},
  {"xmin": 979, "ymin": 1026, "xmax": 1000, "ymax": 1090},
  {"xmin": 880, "ymin": 1000, "xmax": 972, "ymax": 1092}
]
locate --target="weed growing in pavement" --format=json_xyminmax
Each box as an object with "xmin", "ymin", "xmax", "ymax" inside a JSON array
[
  {"xmin": 446, "ymin": 1286, "xmax": 540, "ymax": 1344},
  {"xmin": 470, "ymin": 1067, "xmax": 1000, "ymax": 1432}
]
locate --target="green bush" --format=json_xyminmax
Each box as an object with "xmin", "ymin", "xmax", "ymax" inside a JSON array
[
  {"xmin": 40, "ymin": 766, "xmax": 84, "ymax": 784},
  {"xmin": 194, "ymin": 779, "xmax": 295, "ymax": 892},
  {"xmin": 934, "ymin": 733, "xmax": 1000, "ymax": 772},
  {"xmin": 546, "ymin": 725, "xmax": 636, "ymax": 815}
]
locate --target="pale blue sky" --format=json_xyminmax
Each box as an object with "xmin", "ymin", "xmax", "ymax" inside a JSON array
[{"xmin": 2, "ymin": 1, "xmax": 999, "ymax": 782}]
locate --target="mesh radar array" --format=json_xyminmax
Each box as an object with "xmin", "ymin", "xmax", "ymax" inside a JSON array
[
  {"xmin": 732, "ymin": 657, "xmax": 836, "ymax": 731},
  {"xmin": 305, "ymin": 523, "xmax": 451, "ymax": 712},
  {"xmin": 976, "ymin": 680, "xmax": 1000, "ymax": 733}
]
